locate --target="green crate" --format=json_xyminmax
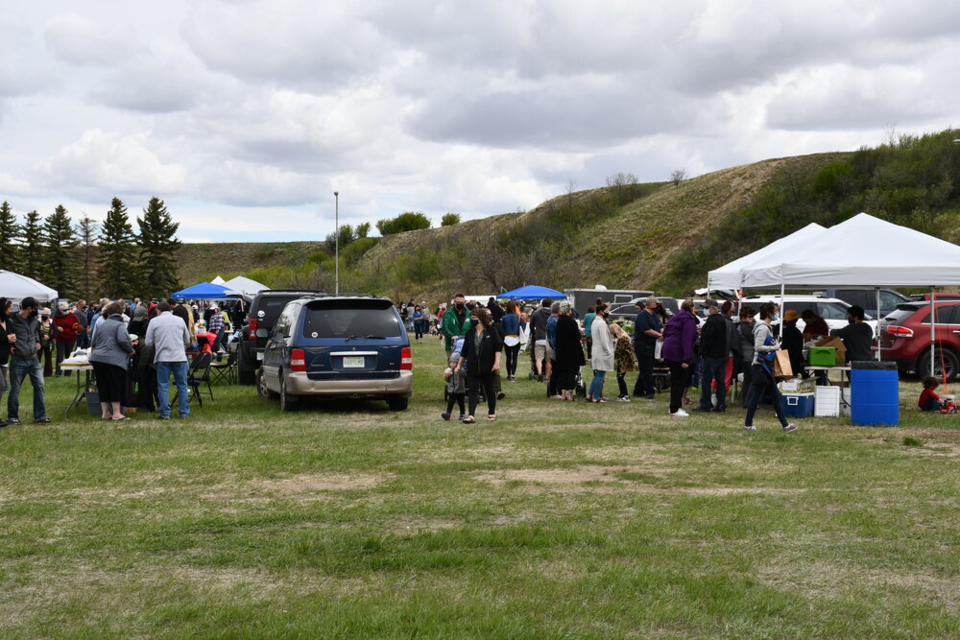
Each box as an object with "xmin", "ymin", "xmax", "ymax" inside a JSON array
[{"xmin": 808, "ymin": 347, "xmax": 836, "ymax": 366}]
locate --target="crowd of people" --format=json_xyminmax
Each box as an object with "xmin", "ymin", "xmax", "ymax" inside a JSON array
[{"xmin": 0, "ymin": 295, "xmax": 245, "ymax": 427}]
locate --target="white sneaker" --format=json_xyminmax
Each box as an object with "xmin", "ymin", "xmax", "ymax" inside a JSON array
[{"xmin": 670, "ymin": 408, "xmax": 689, "ymax": 417}]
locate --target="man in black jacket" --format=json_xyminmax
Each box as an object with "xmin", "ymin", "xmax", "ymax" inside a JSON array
[
  {"xmin": 529, "ymin": 298, "xmax": 553, "ymax": 382},
  {"xmin": 698, "ymin": 302, "xmax": 728, "ymax": 412}
]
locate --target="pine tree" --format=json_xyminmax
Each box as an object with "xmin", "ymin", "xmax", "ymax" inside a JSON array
[
  {"xmin": 20, "ymin": 210, "xmax": 46, "ymax": 282},
  {"xmin": 77, "ymin": 216, "xmax": 100, "ymax": 300},
  {"xmin": 43, "ymin": 205, "xmax": 79, "ymax": 298},
  {"xmin": 0, "ymin": 201, "xmax": 20, "ymax": 270},
  {"xmin": 137, "ymin": 196, "xmax": 181, "ymax": 297},
  {"xmin": 97, "ymin": 198, "xmax": 139, "ymax": 299}
]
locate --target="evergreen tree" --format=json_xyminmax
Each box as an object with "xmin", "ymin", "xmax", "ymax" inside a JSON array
[
  {"xmin": 20, "ymin": 210, "xmax": 46, "ymax": 282},
  {"xmin": 97, "ymin": 198, "xmax": 139, "ymax": 299},
  {"xmin": 77, "ymin": 216, "xmax": 100, "ymax": 300},
  {"xmin": 43, "ymin": 205, "xmax": 79, "ymax": 298},
  {"xmin": 137, "ymin": 197, "xmax": 181, "ymax": 297},
  {"xmin": 0, "ymin": 201, "xmax": 20, "ymax": 270}
]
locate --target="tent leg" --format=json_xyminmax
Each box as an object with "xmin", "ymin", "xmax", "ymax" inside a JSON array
[
  {"xmin": 876, "ymin": 288, "xmax": 882, "ymax": 361},
  {"xmin": 778, "ymin": 282, "xmax": 785, "ymax": 339},
  {"xmin": 931, "ymin": 287, "xmax": 937, "ymax": 379}
]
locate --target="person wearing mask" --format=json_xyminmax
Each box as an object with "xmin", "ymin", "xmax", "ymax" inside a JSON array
[
  {"xmin": 587, "ymin": 302, "xmax": 613, "ymax": 403},
  {"xmin": 454, "ymin": 308, "xmax": 503, "ymax": 423},
  {"xmin": 5, "ymin": 297, "xmax": 51, "ymax": 424},
  {"xmin": 632, "ymin": 296, "xmax": 663, "ymax": 399},
  {"xmin": 145, "ymin": 301, "xmax": 192, "ymax": 420},
  {"xmin": 0, "ymin": 298, "xmax": 14, "ymax": 427},
  {"xmin": 38, "ymin": 308, "xmax": 55, "ymax": 377},
  {"xmin": 554, "ymin": 300, "xmax": 585, "ymax": 401},
  {"xmin": 829, "ymin": 305, "xmax": 874, "ymax": 363},
  {"xmin": 88, "ymin": 301, "xmax": 135, "ymax": 421},
  {"xmin": 800, "ymin": 309, "xmax": 829, "ymax": 339},
  {"xmin": 660, "ymin": 298, "xmax": 699, "ymax": 417},
  {"xmin": 501, "ymin": 300, "xmax": 522, "ymax": 382},
  {"xmin": 487, "ymin": 297, "xmax": 504, "ymax": 324},
  {"xmin": 53, "ymin": 302, "xmax": 80, "ymax": 377},
  {"xmin": 698, "ymin": 302, "xmax": 729, "ymax": 412},
  {"xmin": 736, "ymin": 306, "xmax": 757, "ymax": 408},
  {"xmin": 744, "ymin": 302, "xmax": 799, "ymax": 433},
  {"xmin": 781, "ymin": 310, "xmax": 806, "ymax": 379},
  {"xmin": 441, "ymin": 294, "xmax": 471, "ymax": 361}
]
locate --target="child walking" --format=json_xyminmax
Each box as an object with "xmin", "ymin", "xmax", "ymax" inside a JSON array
[
  {"xmin": 441, "ymin": 352, "xmax": 467, "ymax": 421},
  {"xmin": 918, "ymin": 376, "xmax": 942, "ymax": 412}
]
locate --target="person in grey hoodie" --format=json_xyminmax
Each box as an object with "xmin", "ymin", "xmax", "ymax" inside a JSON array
[
  {"xmin": 743, "ymin": 302, "xmax": 798, "ymax": 434},
  {"xmin": 88, "ymin": 301, "xmax": 134, "ymax": 420}
]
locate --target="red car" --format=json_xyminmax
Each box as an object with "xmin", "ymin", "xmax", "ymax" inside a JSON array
[{"xmin": 879, "ymin": 300, "xmax": 960, "ymax": 380}]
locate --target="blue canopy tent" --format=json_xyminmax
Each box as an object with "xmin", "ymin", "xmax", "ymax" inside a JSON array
[
  {"xmin": 499, "ymin": 285, "xmax": 567, "ymax": 300},
  {"xmin": 171, "ymin": 281, "xmax": 239, "ymax": 300}
]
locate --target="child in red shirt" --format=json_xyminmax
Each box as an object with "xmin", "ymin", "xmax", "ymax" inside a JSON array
[{"xmin": 918, "ymin": 376, "xmax": 942, "ymax": 412}]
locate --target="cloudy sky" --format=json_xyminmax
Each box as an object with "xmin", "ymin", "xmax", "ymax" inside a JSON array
[{"xmin": 2, "ymin": 1, "xmax": 959, "ymax": 243}]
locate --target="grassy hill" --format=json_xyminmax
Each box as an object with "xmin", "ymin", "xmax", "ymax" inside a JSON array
[{"xmin": 173, "ymin": 128, "xmax": 960, "ymax": 302}]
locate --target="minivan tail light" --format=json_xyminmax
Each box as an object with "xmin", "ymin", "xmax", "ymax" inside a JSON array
[
  {"xmin": 886, "ymin": 325, "xmax": 913, "ymax": 338},
  {"xmin": 401, "ymin": 347, "xmax": 412, "ymax": 370},
  {"xmin": 291, "ymin": 348, "xmax": 306, "ymax": 372},
  {"xmin": 248, "ymin": 317, "xmax": 258, "ymax": 338}
]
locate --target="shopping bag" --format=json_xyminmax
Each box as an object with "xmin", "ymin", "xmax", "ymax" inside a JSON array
[
  {"xmin": 773, "ymin": 350, "xmax": 793, "ymax": 378},
  {"xmin": 654, "ymin": 339, "xmax": 663, "ymax": 359}
]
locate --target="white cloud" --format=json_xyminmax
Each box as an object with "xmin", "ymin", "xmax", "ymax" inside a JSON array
[{"xmin": 44, "ymin": 12, "xmax": 142, "ymax": 67}]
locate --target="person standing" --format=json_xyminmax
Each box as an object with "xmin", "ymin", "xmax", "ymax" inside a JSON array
[
  {"xmin": 73, "ymin": 300, "xmax": 90, "ymax": 349},
  {"xmin": 554, "ymin": 300, "xmax": 585, "ymax": 401},
  {"xmin": 0, "ymin": 298, "xmax": 14, "ymax": 427},
  {"xmin": 829, "ymin": 305, "xmax": 874, "ymax": 363},
  {"xmin": 632, "ymin": 296, "xmax": 663, "ymax": 399},
  {"xmin": 53, "ymin": 302, "xmax": 79, "ymax": 377},
  {"xmin": 441, "ymin": 294, "xmax": 471, "ymax": 361},
  {"xmin": 698, "ymin": 302, "xmax": 728, "ymax": 412},
  {"xmin": 529, "ymin": 298, "xmax": 553, "ymax": 381},
  {"xmin": 781, "ymin": 310, "xmax": 806, "ymax": 379},
  {"xmin": 88, "ymin": 301, "xmax": 134, "ymax": 421},
  {"xmin": 205, "ymin": 303, "xmax": 224, "ymax": 352},
  {"xmin": 412, "ymin": 305, "xmax": 426, "ymax": 344},
  {"xmin": 611, "ymin": 323, "xmax": 638, "ymax": 401},
  {"xmin": 660, "ymin": 298, "xmax": 699, "ymax": 417},
  {"xmin": 38, "ymin": 308, "xmax": 55, "ymax": 377},
  {"xmin": 5, "ymin": 297, "xmax": 51, "ymax": 424},
  {"xmin": 736, "ymin": 306, "xmax": 757, "ymax": 408},
  {"xmin": 582, "ymin": 304, "xmax": 596, "ymax": 360},
  {"xmin": 744, "ymin": 302, "xmax": 799, "ymax": 433},
  {"xmin": 455, "ymin": 308, "xmax": 503, "ymax": 423},
  {"xmin": 501, "ymin": 300, "xmax": 522, "ymax": 381},
  {"xmin": 145, "ymin": 301, "xmax": 192, "ymax": 420},
  {"xmin": 587, "ymin": 303, "xmax": 613, "ymax": 403}
]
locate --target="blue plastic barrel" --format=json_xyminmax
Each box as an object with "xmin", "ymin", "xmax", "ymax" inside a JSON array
[{"xmin": 850, "ymin": 361, "xmax": 899, "ymax": 427}]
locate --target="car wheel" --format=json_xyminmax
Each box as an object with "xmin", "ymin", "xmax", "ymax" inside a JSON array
[
  {"xmin": 237, "ymin": 349, "xmax": 256, "ymax": 385},
  {"xmin": 279, "ymin": 375, "xmax": 298, "ymax": 412},
  {"xmin": 386, "ymin": 396, "xmax": 409, "ymax": 411},
  {"xmin": 918, "ymin": 348, "xmax": 959, "ymax": 381},
  {"xmin": 258, "ymin": 368, "xmax": 278, "ymax": 399}
]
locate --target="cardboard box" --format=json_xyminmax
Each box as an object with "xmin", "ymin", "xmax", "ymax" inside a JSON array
[{"xmin": 815, "ymin": 336, "xmax": 846, "ymax": 360}]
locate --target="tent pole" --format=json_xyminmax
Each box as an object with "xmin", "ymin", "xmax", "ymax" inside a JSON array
[
  {"xmin": 931, "ymin": 287, "xmax": 937, "ymax": 378},
  {"xmin": 876, "ymin": 288, "xmax": 882, "ymax": 361},
  {"xmin": 778, "ymin": 282, "xmax": 785, "ymax": 339}
]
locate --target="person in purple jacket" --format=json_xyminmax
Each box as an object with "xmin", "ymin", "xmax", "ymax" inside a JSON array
[{"xmin": 660, "ymin": 298, "xmax": 699, "ymax": 417}]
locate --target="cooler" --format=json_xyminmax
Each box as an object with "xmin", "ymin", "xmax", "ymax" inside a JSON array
[
  {"xmin": 850, "ymin": 361, "xmax": 899, "ymax": 427},
  {"xmin": 780, "ymin": 392, "xmax": 815, "ymax": 418}
]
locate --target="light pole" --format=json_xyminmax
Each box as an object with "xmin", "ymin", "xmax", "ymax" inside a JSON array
[{"xmin": 333, "ymin": 191, "xmax": 339, "ymax": 296}]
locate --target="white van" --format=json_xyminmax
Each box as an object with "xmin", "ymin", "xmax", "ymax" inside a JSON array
[{"xmin": 738, "ymin": 295, "xmax": 878, "ymax": 335}]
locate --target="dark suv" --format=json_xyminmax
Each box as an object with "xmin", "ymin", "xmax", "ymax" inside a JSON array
[
  {"xmin": 879, "ymin": 300, "xmax": 960, "ymax": 380},
  {"xmin": 238, "ymin": 289, "xmax": 326, "ymax": 384},
  {"xmin": 257, "ymin": 296, "xmax": 413, "ymax": 411}
]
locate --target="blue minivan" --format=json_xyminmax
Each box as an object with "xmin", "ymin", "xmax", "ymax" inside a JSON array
[{"xmin": 257, "ymin": 296, "xmax": 413, "ymax": 411}]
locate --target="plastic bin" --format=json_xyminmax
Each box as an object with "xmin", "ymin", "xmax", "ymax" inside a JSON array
[
  {"xmin": 780, "ymin": 392, "xmax": 815, "ymax": 418},
  {"xmin": 808, "ymin": 347, "xmax": 836, "ymax": 366},
  {"xmin": 814, "ymin": 386, "xmax": 841, "ymax": 417},
  {"xmin": 850, "ymin": 361, "xmax": 898, "ymax": 427}
]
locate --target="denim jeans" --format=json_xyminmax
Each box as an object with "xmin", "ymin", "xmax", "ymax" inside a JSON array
[
  {"xmin": 7, "ymin": 357, "xmax": 47, "ymax": 421},
  {"xmin": 745, "ymin": 364, "xmax": 788, "ymax": 428},
  {"xmin": 588, "ymin": 369, "xmax": 606, "ymax": 399},
  {"xmin": 156, "ymin": 360, "xmax": 190, "ymax": 418},
  {"xmin": 699, "ymin": 356, "xmax": 727, "ymax": 410}
]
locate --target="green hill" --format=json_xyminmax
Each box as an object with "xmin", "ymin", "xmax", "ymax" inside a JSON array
[{"xmin": 176, "ymin": 128, "xmax": 960, "ymax": 302}]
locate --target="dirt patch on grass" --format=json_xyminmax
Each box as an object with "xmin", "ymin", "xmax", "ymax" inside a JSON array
[{"xmin": 252, "ymin": 472, "xmax": 391, "ymax": 494}]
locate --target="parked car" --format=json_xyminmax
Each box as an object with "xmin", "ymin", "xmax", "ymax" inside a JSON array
[
  {"xmin": 879, "ymin": 300, "xmax": 960, "ymax": 380},
  {"xmin": 608, "ymin": 296, "xmax": 679, "ymax": 322},
  {"xmin": 237, "ymin": 289, "xmax": 326, "ymax": 384},
  {"xmin": 820, "ymin": 288, "xmax": 911, "ymax": 318},
  {"xmin": 739, "ymin": 294, "xmax": 878, "ymax": 334},
  {"xmin": 257, "ymin": 295, "xmax": 413, "ymax": 411}
]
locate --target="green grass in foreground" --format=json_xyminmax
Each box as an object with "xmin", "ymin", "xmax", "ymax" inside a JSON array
[{"xmin": 1, "ymin": 339, "xmax": 959, "ymax": 638}]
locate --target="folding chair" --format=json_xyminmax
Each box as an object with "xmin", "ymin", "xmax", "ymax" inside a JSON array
[
  {"xmin": 174, "ymin": 352, "xmax": 214, "ymax": 407},
  {"xmin": 209, "ymin": 344, "xmax": 238, "ymax": 385}
]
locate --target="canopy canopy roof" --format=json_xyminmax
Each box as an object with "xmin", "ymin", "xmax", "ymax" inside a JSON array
[
  {"xmin": 707, "ymin": 223, "xmax": 827, "ymax": 291},
  {"xmin": 222, "ymin": 275, "xmax": 269, "ymax": 296},
  {"xmin": 499, "ymin": 285, "xmax": 567, "ymax": 300},
  {"xmin": 171, "ymin": 281, "xmax": 239, "ymax": 300},
  {"xmin": 739, "ymin": 213, "xmax": 960, "ymax": 288},
  {"xmin": 0, "ymin": 270, "xmax": 58, "ymax": 302}
]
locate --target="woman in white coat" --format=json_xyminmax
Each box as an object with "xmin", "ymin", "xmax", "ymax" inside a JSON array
[{"xmin": 587, "ymin": 302, "xmax": 614, "ymax": 403}]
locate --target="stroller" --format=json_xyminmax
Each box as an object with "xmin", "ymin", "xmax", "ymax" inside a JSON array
[{"xmin": 443, "ymin": 336, "xmax": 466, "ymax": 403}]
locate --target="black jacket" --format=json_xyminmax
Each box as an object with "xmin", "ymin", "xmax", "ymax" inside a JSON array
[
  {"xmin": 555, "ymin": 315, "xmax": 586, "ymax": 370},
  {"xmin": 461, "ymin": 325, "xmax": 504, "ymax": 376},
  {"xmin": 782, "ymin": 321, "xmax": 805, "ymax": 377},
  {"xmin": 530, "ymin": 307, "xmax": 552, "ymax": 341},
  {"xmin": 700, "ymin": 313, "xmax": 727, "ymax": 358}
]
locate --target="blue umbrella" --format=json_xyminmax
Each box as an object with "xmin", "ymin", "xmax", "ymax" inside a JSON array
[{"xmin": 499, "ymin": 285, "xmax": 566, "ymax": 300}]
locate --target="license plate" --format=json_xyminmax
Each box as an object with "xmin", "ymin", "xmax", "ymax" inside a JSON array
[
  {"xmin": 343, "ymin": 356, "xmax": 365, "ymax": 368},
  {"xmin": 256, "ymin": 352, "xmax": 263, "ymax": 361}
]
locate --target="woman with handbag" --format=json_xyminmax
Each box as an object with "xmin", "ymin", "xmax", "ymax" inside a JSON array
[{"xmin": 743, "ymin": 302, "xmax": 799, "ymax": 433}]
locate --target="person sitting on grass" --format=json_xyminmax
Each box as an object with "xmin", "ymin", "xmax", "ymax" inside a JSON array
[
  {"xmin": 441, "ymin": 352, "xmax": 467, "ymax": 421},
  {"xmin": 918, "ymin": 376, "xmax": 942, "ymax": 412}
]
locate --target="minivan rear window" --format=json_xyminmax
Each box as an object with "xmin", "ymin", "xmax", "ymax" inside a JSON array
[{"xmin": 302, "ymin": 300, "xmax": 402, "ymax": 339}]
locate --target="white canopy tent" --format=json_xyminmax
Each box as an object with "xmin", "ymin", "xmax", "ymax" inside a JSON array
[
  {"xmin": 222, "ymin": 275, "xmax": 269, "ymax": 297},
  {"xmin": 0, "ymin": 270, "xmax": 58, "ymax": 302},
  {"xmin": 706, "ymin": 222, "xmax": 828, "ymax": 291},
  {"xmin": 738, "ymin": 213, "xmax": 960, "ymax": 372},
  {"xmin": 211, "ymin": 275, "xmax": 226, "ymax": 285}
]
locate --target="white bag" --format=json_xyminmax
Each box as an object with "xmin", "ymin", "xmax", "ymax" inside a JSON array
[
  {"xmin": 504, "ymin": 335, "xmax": 520, "ymax": 347},
  {"xmin": 654, "ymin": 339, "xmax": 663, "ymax": 359}
]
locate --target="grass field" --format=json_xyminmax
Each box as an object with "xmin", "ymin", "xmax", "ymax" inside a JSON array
[{"xmin": 2, "ymin": 339, "xmax": 959, "ymax": 638}]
